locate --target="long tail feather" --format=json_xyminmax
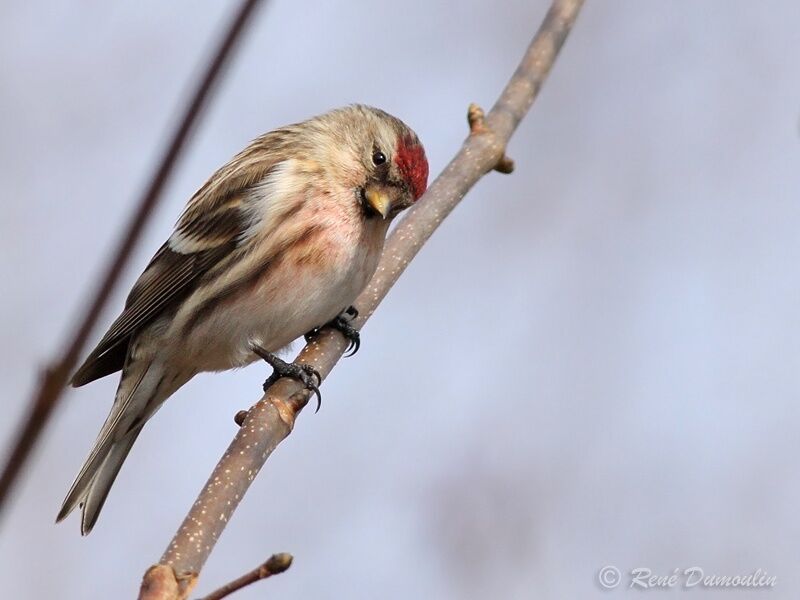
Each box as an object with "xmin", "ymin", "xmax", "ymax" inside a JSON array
[
  {"xmin": 79, "ymin": 427, "xmax": 143, "ymax": 535},
  {"xmin": 57, "ymin": 359, "xmax": 159, "ymax": 533}
]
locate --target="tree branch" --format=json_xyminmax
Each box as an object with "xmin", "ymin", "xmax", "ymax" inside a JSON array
[
  {"xmin": 0, "ymin": 0, "xmax": 265, "ymax": 523},
  {"xmin": 139, "ymin": 0, "xmax": 584, "ymax": 597}
]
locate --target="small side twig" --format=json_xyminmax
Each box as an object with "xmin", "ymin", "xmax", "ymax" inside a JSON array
[
  {"xmin": 467, "ymin": 103, "xmax": 515, "ymax": 173},
  {"xmin": 0, "ymin": 0, "xmax": 266, "ymax": 522},
  {"xmin": 196, "ymin": 553, "xmax": 293, "ymax": 600},
  {"xmin": 233, "ymin": 410, "xmax": 249, "ymax": 426}
]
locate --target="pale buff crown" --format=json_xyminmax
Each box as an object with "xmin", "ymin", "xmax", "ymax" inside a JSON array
[{"xmin": 272, "ymin": 104, "xmax": 427, "ymax": 200}]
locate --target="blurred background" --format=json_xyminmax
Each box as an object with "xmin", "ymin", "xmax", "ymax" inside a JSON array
[{"xmin": 2, "ymin": 1, "xmax": 799, "ymax": 598}]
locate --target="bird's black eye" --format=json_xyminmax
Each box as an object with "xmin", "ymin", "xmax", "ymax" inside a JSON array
[{"xmin": 372, "ymin": 150, "xmax": 386, "ymax": 166}]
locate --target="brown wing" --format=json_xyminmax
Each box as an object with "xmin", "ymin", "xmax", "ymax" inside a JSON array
[
  {"xmin": 71, "ymin": 135, "xmax": 282, "ymax": 387},
  {"xmin": 71, "ymin": 242, "xmax": 236, "ymax": 387}
]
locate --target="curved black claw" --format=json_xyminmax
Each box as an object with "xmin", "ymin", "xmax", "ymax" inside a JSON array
[
  {"xmin": 304, "ymin": 306, "xmax": 361, "ymax": 357},
  {"xmin": 252, "ymin": 345, "xmax": 323, "ymax": 412},
  {"xmin": 333, "ymin": 315, "xmax": 360, "ymax": 357}
]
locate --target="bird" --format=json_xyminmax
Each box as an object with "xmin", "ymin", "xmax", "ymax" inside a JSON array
[{"xmin": 57, "ymin": 105, "xmax": 428, "ymax": 534}]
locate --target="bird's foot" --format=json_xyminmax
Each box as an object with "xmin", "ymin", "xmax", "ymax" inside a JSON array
[
  {"xmin": 252, "ymin": 344, "xmax": 322, "ymax": 412},
  {"xmin": 304, "ymin": 306, "xmax": 361, "ymax": 357}
]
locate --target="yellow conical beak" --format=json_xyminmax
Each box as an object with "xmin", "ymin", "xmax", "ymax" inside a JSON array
[{"xmin": 365, "ymin": 187, "xmax": 391, "ymax": 219}]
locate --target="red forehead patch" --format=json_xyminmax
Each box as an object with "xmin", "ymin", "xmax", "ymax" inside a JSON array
[{"xmin": 394, "ymin": 134, "xmax": 428, "ymax": 201}]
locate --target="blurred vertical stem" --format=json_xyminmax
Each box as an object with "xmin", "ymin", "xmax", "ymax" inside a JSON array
[
  {"xmin": 0, "ymin": 0, "xmax": 265, "ymax": 522},
  {"xmin": 139, "ymin": 1, "xmax": 585, "ymax": 598}
]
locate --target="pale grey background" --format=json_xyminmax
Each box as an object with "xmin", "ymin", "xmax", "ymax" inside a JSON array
[{"xmin": 1, "ymin": 1, "xmax": 799, "ymax": 598}]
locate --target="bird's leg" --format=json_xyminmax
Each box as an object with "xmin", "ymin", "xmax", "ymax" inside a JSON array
[
  {"xmin": 304, "ymin": 306, "xmax": 361, "ymax": 357},
  {"xmin": 251, "ymin": 344, "xmax": 322, "ymax": 412}
]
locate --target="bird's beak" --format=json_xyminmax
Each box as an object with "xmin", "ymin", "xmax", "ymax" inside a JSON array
[{"xmin": 364, "ymin": 186, "xmax": 391, "ymax": 219}]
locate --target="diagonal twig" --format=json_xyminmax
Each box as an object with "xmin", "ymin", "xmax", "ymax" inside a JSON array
[
  {"xmin": 0, "ymin": 0, "xmax": 266, "ymax": 522},
  {"xmin": 138, "ymin": 1, "xmax": 585, "ymax": 598},
  {"xmin": 196, "ymin": 553, "xmax": 293, "ymax": 600}
]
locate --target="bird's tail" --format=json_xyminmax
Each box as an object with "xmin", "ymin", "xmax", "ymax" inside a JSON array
[{"xmin": 57, "ymin": 358, "xmax": 163, "ymax": 535}]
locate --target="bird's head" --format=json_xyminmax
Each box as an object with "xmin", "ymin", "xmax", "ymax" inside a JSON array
[
  {"xmin": 355, "ymin": 106, "xmax": 428, "ymax": 219},
  {"xmin": 303, "ymin": 105, "xmax": 428, "ymax": 220}
]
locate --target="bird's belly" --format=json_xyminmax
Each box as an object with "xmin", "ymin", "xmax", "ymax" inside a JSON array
[{"xmin": 172, "ymin": 237, "xmax": 380, "ymax": 374}]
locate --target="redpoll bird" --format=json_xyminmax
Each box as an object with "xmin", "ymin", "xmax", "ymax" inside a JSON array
[{"xmin": 57, "ymin": 105, "xmax": 428, "ymax": 534}]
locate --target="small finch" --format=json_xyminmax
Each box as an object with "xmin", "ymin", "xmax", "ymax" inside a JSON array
[{"xmin": 57, "ymin": 105, "xmax": 428, "ymax": 534}]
